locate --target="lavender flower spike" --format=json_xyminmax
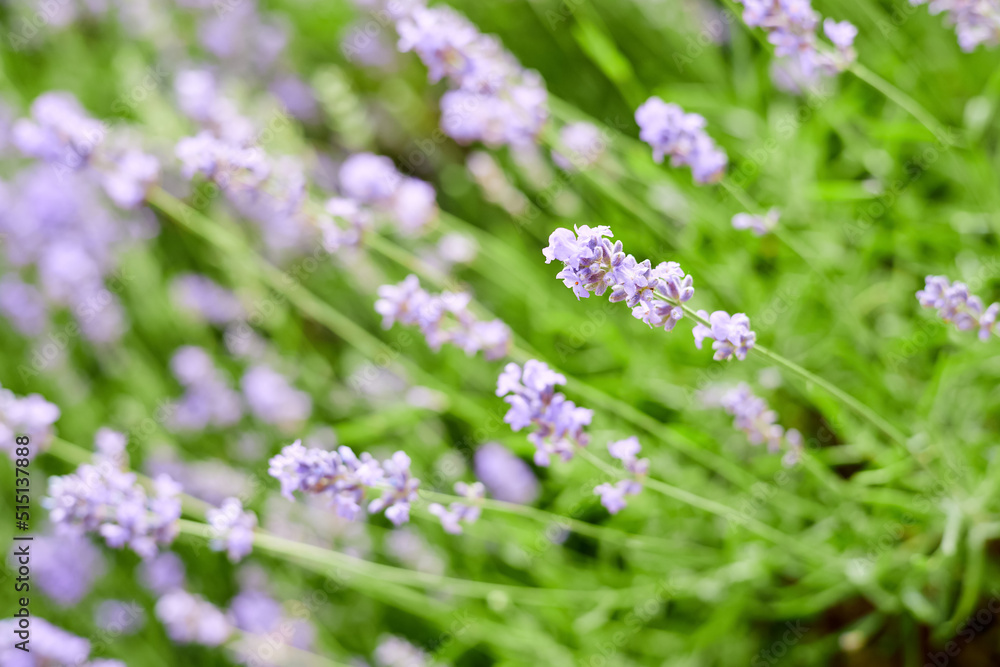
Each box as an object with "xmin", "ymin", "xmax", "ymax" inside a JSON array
[
  {"xmin": 735, "ymin": 0, "xmax": 857, "ymax": 82},
  {"xmin": 543, "ymin": 225, "xmax": 694, "ymax": 332},
  {"xmin": 375, "ymin": 275, "xmax": 512, "ymax": 360},
  {"xmin": 155, "ymin": 589, "xmax": 231, "ymax": 646},
  {"xmin": 635, "ymin": 97, "xmax": 728, "ymax": 184},
  {"xmin": 594, "ymin": 436, "xmax": 650, "ymax": 514},
  {"xmin": 703, "ymin": 383, "xmax": 804, "ymax": 466},
  {"xmin": 908, "ymin": 0, "xmax": 1000, "ymax": 52},
  {"xmin": 496, "ymin": 360, "xmax": 593, "ymax": 466},
  {"xmin": 692, "ymin": 310, "xmax": 757, "ymax": 361},
  {"xmin": 206, "ymin": 497, "xmax": 258, "ymax": 562},
  {"xmin": 44, "ymin": 437, "xmax": 183, "ymax": 558},
  {"xmin": 267, "ymin": 440, "xmax": 419, "ymax": 526},
  {"xmin": 429, "ymin": 481, "xmax": 485, "ymax": 534},
  {"xmin": 0, "ymin": 384, "xmax": 60, "ymax": 461},
  {"xmin": 917, "ymin": 275, "xmax": 999, "ymax": 341}
]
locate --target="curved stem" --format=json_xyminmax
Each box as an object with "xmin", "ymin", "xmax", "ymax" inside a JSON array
[
  {"xmin": 848, "ymin": 62, "xmax": 956, "ymax": 146},
  {"xmin": 678, "ymin": 303, "xmax": 908, "ymax": 447}
]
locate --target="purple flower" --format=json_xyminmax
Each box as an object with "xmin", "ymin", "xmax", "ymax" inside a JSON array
[
  {"xmin": 544, "ymin": 226, "xmax": 694, "ymax": 333},
  {"xmin": 375, "ymin": 275, "xmax": 512, "ymax": 360},
  {"xmin": 19, "ymin": 531, "xmax": 105, "ymax": 606},
  {"xmin": 732, "ymin": 208, "xmax": 780, "ymax": 236},
  {"xmin": 168, "ymin": 346, "xmax": 244, "ymax": 431},
  {"xmin": 908, "ymin": 0, "xmax": 1000, "ymax": 51},
  {"xmin": 268, "ymin": 440, "xmax": 419, "ymax": 526},
  {"xmin": 206, "ymin": 497, "xmax": 258, "ymax": 562},
  {"xmin": 241, "ymin": 365, "xmax": 312, "ymax": 428},
  {"xmin": 0, "ymin": 617, "xmax": 93, "ymax": 666},
  {"xmin": 139, "ymin": 552, "xmax": 186, "ymax": 595},
  {"xmin": 735, "ymin": 0, "xmax": 857, "ymax": 84},
  {"xmin": 96, "ymin": 600, "xmax": 146, "ymax": 636},
  {"xmin": 552, "ymin": 121, "xmax": 606, "ymax": 171},
  {"xmin": 170, "ymin": 273, "xmax": 246, "ymax": 325},
  {"xmin": 594, "ymin": 437, "xmax": 649, "ymax": 514},
  {"xmin": 368, "ymin": 451, "xmax": 420, "ymax": 526},
  {"xmin": 12, "ymin": 92, "xmax": 104, "ymax": 169},
  {"xmin": 594, "ymin": 480, "xmax": 641, "ymax": 515},
  {"xmin": 0, "ymin": 384, "xmax": 60, "ymax": 461},
  {"xmin": 155, "ymin": 589, "xmax": 231, "ymax": 646},
  {"xmin": 338, "ymin": 152, "xmax": 438, "ymax": 234},
  {"xmin": 395, "ymin": 4, "xmax": 549, "ymax": 147},
  {"xmin": 495, "ymin": 361, "xmax": 592, "ymax": 466},
  {"xmin": 635, "ymin": 97, "xmax": 728, "ymax": 184},
  {"xmin": 702, "ymin": 383, "xmax": 804, "ymax": 466},
  {"xmin": 428, "ymin": 481, "xmax": 484, "ymax": 534},
  {"xmin": 692, "ymin": 310, "xmax": 757, "ymax": 361},
  {"xmin": 0, "ymin": 274, "xmax": 48, "ymax": 335},
  {"xmin": 917, "ymin": 274, "xmax": 999, "ymax": 340},
  {"xmin": 44, "ymin": 439, "xmax": 182, "ymax": 558},
  {"xmin": 473, "ymin": 442, "xmax": 539, "ymax": 504}
]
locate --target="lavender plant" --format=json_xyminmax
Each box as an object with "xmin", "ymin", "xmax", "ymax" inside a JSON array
[{"xmin": 4, "ymin": 0, "xmax": 1000, "ymax": 664}]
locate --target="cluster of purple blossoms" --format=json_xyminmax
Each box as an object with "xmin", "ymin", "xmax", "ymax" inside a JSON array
[
  {"xmin": 21, "ymin": 531, "xmax": 105, "ymax": 606},
  {"xmin": 428, "ymin": 481, "xmax": 484, "ymax": 534},
  {"xmin": 139, "ymin": 551, "xmax": 187, "ymax": 595},
  {"xmin": 95, "ymin": 599, "xmax": 146, "ymax": 636},
  {"xmin": 0, "ymin": 166, "xmax": 139, "ymax": 344},
  {"xmin": 395, "ymin": 3, "xmax": 548, "ymax": 147},
  {"xmin": 692, "ymin": 311, "xmax": 758, "ymax": 361},
  {"xmin": 170, "ymin": 273, "xmax": 246, "ymax": 325},
  {"xmin": 44, "ymin": 431, "xmax": 183, "ymax": 558},
  {"xmin": 917, "ymin": 275, "xmax": 999, "ymax": 340},
  {"xmin": 154, "ymin": 589, "xmax": 232, "ymax": 647},
  {"xmin": 241, "ymin": 365, "xmax": 313, "ymax": 428},
  {"xmin": 268, "ymin": 440, "xmax": 419, "ymax": 526},
  {"xmin": 496, "ymin": 361, "xmax": 593, "ymax": 466},
  {"xmin": 909, "ymin": 0, "xmax": 1000, "ymax": 51},
  {"xmin": 543, "ymin": 225, "xmax": 695, "ymax": 332},
  {"xmin": 473, "ymin": 442, "xmax": 540, "ymax": 504},
  {"xmin": 206, "ymin": 497, "xmax": 258, "ymax": 562},
  {"xmin": 0, "ymin": 384, "xmax": 60, "ymax": 460},
  {"xmin": 594, "ymin": 437, "xmax": 650, "ymax": 514},
  {"xmin": 375, "ymin": 275, "xmax": 512, "ymax": 360},
  {"xmin": 12, "ymin": 91, "xmax": 160, "ymax": 208},
  {"xmin": 338, "ymin": 152, "xmax": 438, "ymax": 234},
  {"xmin": 0, "ymin": 617, "xmax": 125, "ymax": 667},
  {"xmin": 168, "ymin": 346, "xmax": 244, "ymax": 431},
  {"xmin": 634, "ymin": 97, "xmax": 728, "ymax": 184},
  {"xmin": 735, "ymin": 1, "xmax": 857, "ymax": 83},
  {"xmin": 552, "ymin": 122, "xmax": 607, "ymax": 171},
  {"xmin": 732, "ymin": 209, "xmax": 781, "ymax": 236},
  {"xmin": 705, "ymin": 383, "xmax": 804, "ymax": 466}
]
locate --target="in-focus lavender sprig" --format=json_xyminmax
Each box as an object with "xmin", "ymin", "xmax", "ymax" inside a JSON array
[
  {"xmin": 375, "ymin": 274, "xmax": 512, "ymax": 360},
  {"xmin": 543, "ymin": 225, "xmax": 694, "ymax": 333},
  {"xmin": 634, "ymin": 97, "xmax": 728, "ymax": 184},
  {"xmin": 701, "ymin": 383, "xmax": 804, "ymax": 466},
  {"xmin": 429, "ymin": 481, "xmax": 484, "ymax": 534},
  {"xmin": 268, "ymin": 440, "xmax": 419, "ymax": 526},
  {"xmin": 594, "ymin": 437, "xmax": 649, "ymax": 514},
  {"xmin": 496, "ymin": 360, "xmax": 593, "ymax": 466},
  {"xmin": 917, "ymin": 275, "xmax": 999, "ymax": 341}
]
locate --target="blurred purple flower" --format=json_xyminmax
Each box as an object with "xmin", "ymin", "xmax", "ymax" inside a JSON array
[
  {"xmin": 0, "ymin": 384, "xmax": 60, "ymax": 461},
  {"xmin": 702, "ymin": 383, "xmax": 804, "ymax": 466},
  {"xmin": 139, "ymin": 551, "xmax": 186, "ymax": 595},
  {"xmin": 908, "ymin": 0, "xmax": 1000, "ymax": 51},
  {"xmin": 428, "ymin": 481, "xmax": 484, "ymax": 534},
  {"xmin": 917, "ymin": 274, "xmax": 1000, "ymax": 340},
  {"xmin": 241, "ymin": 365, "xmax": 312, "ymax": 427},
  {"xmin": 731, "ymin": 209, "xmax": 780, "ymax": 236},
  {"xmin": 168, "ymin": 346, "xmax": 244, "ymax": 431},
  {"xmin": 207, "ymin": 497, "xmax": 258, "ymax": 562},
  {"xmin": 473, "ymin": 442, "xmax": 539, "ymax": 504},
  {"xmin": 155, "ymin": 589, "xmax": 231, "ymax": 646},
  {"xmin": 495, "ymin": 360, "xmax": 592, "ymax": 466},
  {"xmin": 375, "ymin": 275, "xmax": 512, "ymax": 360},
  {"xmin": 635, "ymin": 97, "xmax": 727, "ymax": 184}
]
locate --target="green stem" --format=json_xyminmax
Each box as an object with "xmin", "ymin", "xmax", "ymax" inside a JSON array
[
  {"xmin": 848, "ymin": 62, "xmax": 956, "ymax": 146},
  {"xmin": 679, "ymin": 303, "xmax": 908, "ymax": 447}
]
